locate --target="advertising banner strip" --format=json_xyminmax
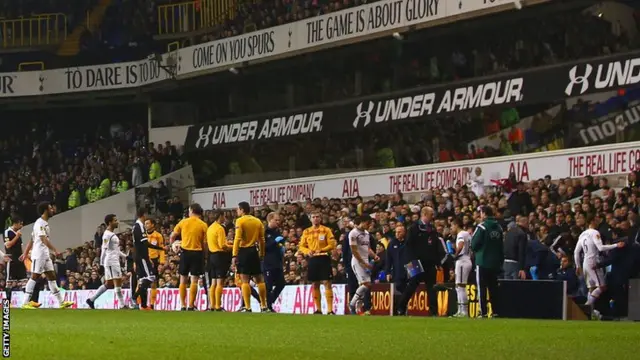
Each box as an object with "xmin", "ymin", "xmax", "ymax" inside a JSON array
[
  {"xmin": 184, "ymin": 51, "xmax": 640, "ymax": 151},
  {"xmin": 31, "ymin": 285, "xmax": 347, "ymax": 314},
  {"xmin": 16, "ymin": 280, "xmax": 565, "ymax": 319},
  {"xmin": 0, "ymin": 0, "xmax": 520, "ymax": 98},
  {"xmin": 192, "ymin": 141, "xmax": 640, "ymax": 209}
]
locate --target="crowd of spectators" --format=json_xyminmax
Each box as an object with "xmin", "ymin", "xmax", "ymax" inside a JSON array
[
  {"xmin": 0, "ymin": 106, "xmax": 183, "ymax": 227},
  {"xmin": 3, "ymin": 169, "xmax": 639, "ymax": 318}
]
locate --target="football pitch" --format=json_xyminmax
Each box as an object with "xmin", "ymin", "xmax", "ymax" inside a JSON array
[{"xmin": 7, "ymin": 310, "xmax": 640, "ymax": 360}]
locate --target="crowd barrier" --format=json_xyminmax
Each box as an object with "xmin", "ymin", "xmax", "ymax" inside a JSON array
[{"xmin": 1, "ymin": 280, "xmax": 568, "ymax": 319}]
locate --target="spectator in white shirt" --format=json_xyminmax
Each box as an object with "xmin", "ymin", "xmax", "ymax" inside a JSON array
[{"xmin": 469, "ymin": 167, "xmax": 485, "ymax": 197}]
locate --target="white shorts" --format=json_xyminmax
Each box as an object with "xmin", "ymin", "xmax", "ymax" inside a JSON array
[
  {"xmin": 455, "ymin": 258, "xmax": 472, "ymax": 284},
  {"xmin": 584, "ymin": 266, "xmax": 605, "ymax": 288},
  {"xmin": 31, "ymin": 257, "xmax": 54, "ymax": 274},
  {"xmin": 351, "ymin": 261, "xmax": 371, "ymax": 284},
  {"xmin": 104, "ymin": 265, "xmax": 123, "ymax": 281}
]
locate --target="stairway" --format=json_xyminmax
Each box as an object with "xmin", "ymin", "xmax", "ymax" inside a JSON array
[{"xmin": 57, "ymin": 0, "xmax": 113, "ymax": 56}]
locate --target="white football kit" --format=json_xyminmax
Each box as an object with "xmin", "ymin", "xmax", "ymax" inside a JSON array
[
  {"xmin": 574, "ymin": 228, "xmax": 617, "ymax": 288},
  {"xmin": 455, "ymin": 230, "xmax": 472, "ymax": 284},
  {"xmin": 31, "ymin": 217, "xmax": 54, "ymax": 274},
  {"xmin": 349, "ymin": 228, "xmax": 371, "ymax": 284},
  {"xmin": 101, "ymin": 230, "xmax": 123, "ymax": 281}
]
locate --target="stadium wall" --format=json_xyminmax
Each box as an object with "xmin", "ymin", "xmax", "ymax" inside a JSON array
[
  {"xmin": 192, "ymin": 142, "xmax": 640, "ymax": 209},
  {"xmin": 1, "ymin": 281, "xmax": 569, "ymax": 319}
]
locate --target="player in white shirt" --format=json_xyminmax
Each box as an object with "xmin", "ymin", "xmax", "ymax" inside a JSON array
[
  {"xmin": 86, "ymin": 214, "xmax": 129, "ymax": 309},
  {"xmin": 452, "ymin": 219, "xmax": 473, "ymax": 317},
  {"xmin": 574, "ymin": 215, "xmax": 625, "ymax": 317},
  {"xmin": 21, "ymin": 202, "xmax": 74, "ymax": 309},
  {"xmin": 348, "ymin": 216, "xmax": 378, "ymax": 315}
]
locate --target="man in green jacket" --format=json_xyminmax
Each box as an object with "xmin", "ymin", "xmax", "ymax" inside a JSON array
[{"xmin": 471, "ymin": 206, "xmax": 504, "ymax": 318}]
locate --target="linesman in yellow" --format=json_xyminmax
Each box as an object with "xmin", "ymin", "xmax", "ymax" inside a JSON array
[
  {"xmin": 170, "ymin": 203, "xmax": 208, "ymax": 311},
  {"xmin": 145, "ymin": 217, "xmax": 165, "ymax": 309},
  {"xmin": 233, "ymin": 201, "xmax": 269, "ymax": 312},
  {"xmin": 206, "ymin": 210, "xmax": 232, "ymax": 311},
  {"xmin": 299, "ymin": 212, "xmax": 337, "ymax": 314}
]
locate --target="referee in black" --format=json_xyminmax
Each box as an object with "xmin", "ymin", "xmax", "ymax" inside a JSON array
[
  {"xmin": 396, "ymin": 207, "xmax": 444, "ymax": 316},
  {"xmin": 471, "ymin": 206, "xmax": 505, "ymax": 318}
]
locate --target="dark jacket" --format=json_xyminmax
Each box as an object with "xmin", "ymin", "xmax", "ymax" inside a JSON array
[
  {"xmin": 504, "ymin": 225, "xmax": 528, "ymax": 270},
  {"xmin": 555, "ymin": 266, "xmax": 578, "ymax": 295},
  {"xmin": 507, "ymin": 191, "xmax": 533, "ymax": 216},
  {"xmin": 263, "ymin": 226, "xmax": 283, "ymax": 271},
  {"xmin": 405, "ymin": 221, "xmax": 444, "ymax": 267},
  {"xmin": 342, "ymin": 230, "xmax": 353, "ymax": 271},
  {"xmin": 385, "ymin": 236, "xmax": 407, "ymax": 283},
  {"xmin": 471, "ymin": 217, "xmax": 504, "ymax": 270}
]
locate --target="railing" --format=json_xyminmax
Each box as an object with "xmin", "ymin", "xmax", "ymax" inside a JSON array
[
  {"xmin": 157, "ymin": 0, "xmax": 235, "ymax": 35},
  {"xmin": 18, "ymin": 61, "xmax": 45, "ymax": 71},
  {"xmin": 0, "ymin": 13, "xmax": 67, "ymax": 48}
]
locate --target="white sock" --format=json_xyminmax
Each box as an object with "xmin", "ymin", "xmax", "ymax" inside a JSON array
[
  {"xmin": 115, "ymin": 287, "xmax": 124, "ymax": 306},
  {"xmin": 350, "ymin": 285, "xmax": 368, "ymax": 307},
  {"xmin": 456, "ymin": 286, "xmax": 468, "ymax": 314},
  {"xmin": 23, "ymin": 279, "xmax": 36, "ymax": 305},
  {"xmin": 459, "ymin": 286, "xmax": 469, "ymax": 315},
  {"xmin": 586, "ymin": 288, "xmax": 602, "ymax": 306},
  {"xmin": 48, "ymin": 280, "xmax": 64, "ymax": 304},
  {"xmin": 90, "ymin": 285, "xmax": 108, "ymax": 302}
]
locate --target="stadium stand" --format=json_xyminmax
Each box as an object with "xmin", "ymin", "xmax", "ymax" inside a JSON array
[
  {"xmin": 0, "ymin": 0, "xmax": 638, "ymax": 326},
  {"xmin": 181, "ymin": 7, "xmax": 632, "ymax": 187},
  {"xmin": 0, "ymin": 106, "xmax": 183, "ymax": 226},
  {"xmin": 3, "ymin": 170, "xmax": 637, "ymax": 317}
]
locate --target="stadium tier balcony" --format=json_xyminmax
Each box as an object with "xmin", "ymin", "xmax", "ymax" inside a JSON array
[
  {"xmin": 155, "ymin": 0, "xmax": 368, "ymax": 44},
  {"xmin": 173, "ymin": 6, "xmax": 632, "ymax": 187},
  {"xmin": 0, "ymin": 0, "xmax": 98, "ymax": 51}
]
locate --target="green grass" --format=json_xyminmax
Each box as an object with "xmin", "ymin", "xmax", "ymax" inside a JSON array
[{"xmin": 6, "ymin": 309, "xmax": 640, "ymax": 359}]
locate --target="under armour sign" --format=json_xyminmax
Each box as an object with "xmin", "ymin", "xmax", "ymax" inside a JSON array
[
  {"xmin": 184, "ymin": 51, "xmax": 640, "ymax": 151},
  {"xmin": 565, "ymin": 57, "xmax": 640, "ymax": 96},
  {"xmin": 190, "ymin": 112, "xmax": 324, "ymax": 149},
  {"xmin": 352, "ymin": 78, "xmax": 524, "ymax": 128}
]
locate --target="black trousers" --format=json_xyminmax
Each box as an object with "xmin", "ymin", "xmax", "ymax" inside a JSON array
[
  {"xmin": 346, "ymin": 267, "xmax": 358, "ymax": 299},
  {"xmin": 264, "ymin": 267, "xmax": 286, "ymax": 308},
  {"xmin": 393, "ymin": 280, "xmax": 407, "ymax": 314},
  {"xmin": 31, "ymin": 277, "xmax": 47, "ymax": 302},
  {"xmin": 477, "ymin": 266, "xmax": 500, "ymax": 316},
  {"xmin": 398, "ymin": 264, "xmax": 437, "ymax": 315},
  {"xmin": 130, "ymin": 271, "xmax": 138, "ymax": 300}
]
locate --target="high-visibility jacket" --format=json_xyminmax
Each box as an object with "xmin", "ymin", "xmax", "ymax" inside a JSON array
[{"xmin": 68, "ymin": 189, "xmax": 80, "ymax": 209}]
